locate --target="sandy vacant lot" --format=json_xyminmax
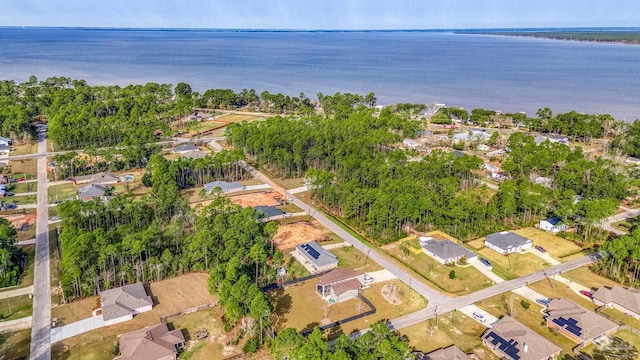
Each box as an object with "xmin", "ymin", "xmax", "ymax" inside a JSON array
[
  {"xmin": 273, "ymin": 221, "xmax": 331, "ymax": 250},
  {"xmin": 228, "ymin": 191, "xmax": 283, "ymax": 207},
  {"xmin": 0, "ymin": 213, "xmax": 35, "ymax": 229}
]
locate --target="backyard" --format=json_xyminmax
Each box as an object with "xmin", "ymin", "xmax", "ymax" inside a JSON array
[
  {"xmin": 511, "ymin": 228, "xmax": 584, "ymax": 260},
  {"xmin": 9, "ymin": 142, "xmax": 38, "ymax": 156},
  {"xmin": 48, "ymin": 182, "xmax": 77, "ymax": 202},
  {"xmin": 332, "ymin": 245, "xmax": 383, "ymax": 272},
  {"xmin": 8, "ymin": 159, "xmax": 37, "ymax": 178}
]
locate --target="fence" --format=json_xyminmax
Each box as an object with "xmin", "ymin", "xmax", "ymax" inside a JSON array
[
  {"xmin": 301, "ymin": 294, "xmax": 376, "ymax": 336},
  {"xmin": 261, "ymin": 270, "xmax": 329, "ymax": 292},
  {"xmin": 160, "ymin": 301, "xmax": 218, "ymax": 323}
]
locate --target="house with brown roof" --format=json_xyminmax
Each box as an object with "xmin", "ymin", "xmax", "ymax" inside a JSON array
[
  {"xmin": 415, "ymin": 345, "xmax": 471, "ymax": 360},
  {"xmin": 546, "ymin": 298, "xmax": 618, "ymax": 346},
  {"xmin": 114, "ymin": 323, "xmax": 185, "ymax": 360},
  {"xmin": 316, "ymin": 268, "xmax": 365, "ymax": 304},
  {"xmin": 593, "ymin": 286, "xmax": 640, "ymax": 320},
  {"xmin": 74, "ymin": 171, "xmax": 121, "ymax": 185},
  {"xmin": 100, "ymin": 283, "xmax": 153, "ymax": 326},
  {"xmin": 482, "ymin": 316, "xmax": 561, "ymax": 360}
]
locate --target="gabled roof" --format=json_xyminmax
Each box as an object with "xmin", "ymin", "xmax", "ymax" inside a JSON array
[
  {"xmin": 317, "ymin": 268, "xmax": 362, "ymax": 286},
  {"xmin": 74, "ymin": 171, "xmax": 120, "ymax": 184},
  {"xmin": 417, "ymin": 345, "xmax": 471, "ymax": 360},
  {"xmin": 296, "ymin": 241, "xmax": 338, "ymax": 269},
  {"xmin": 115, "ymin": 323, "xmax": 185, "ymax": 360},
  {"xmin": 0, "ymin": 136, "xmax": 11, "ymax": 142},
  {"xmin": 203, "ymin": 181, "xmax": 244, "ymax": 193},
  {"xmin": 485, "ymin": 231, "xmax": 532, "ymax": 251},
  {"xmin": 593, "ymin": 286, "xmax": 640, "ymax": 316},
  {"xmin": 541, "ymin": 217, "xmax": 563, "ymax": 226},
  {"xmin": 253, "ymin": 205, "xmax": 283, "ymax": 218},
  {"xmin": 181, "ymin": 149, "xmax": 207, "ymax": 159},
  {"xmin": 331, "ymin": 278, "xmax": 362, "ymax": 296},
  {"xmin": 546, "ymin": 298, "xmax": 618, "ymax": 342},
  {"xmin": 483, "ymin": 316, "xmax": 561, "ymax": 360},
  {"xmin": 419, "ymin": 237, "xmax": 477, "ymax": 261},
  {"xmin": 99, "ymin": 283, "xmax": 152, "ymax": 321},
  {"xmin": 77, "ymin": 183, "xmax": 106, "ymax": 198},
  {"xmin": 173, "ymin": 143, "xmax": 198, "ymax": 152}
]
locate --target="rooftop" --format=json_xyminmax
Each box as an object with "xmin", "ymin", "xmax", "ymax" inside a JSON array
[
  {"xmin": 253, "ymin": 205, "xmax": 283, "ymax": 218},
  {"xmin": 173, "ymin": 143, "xmax": 199, "ymax": 152},
  {"xmin": 99, "ymin": 283, "xmax": 153, "ymax": 321},
  {"xmin": 483, "ymin": 316, "xmax": 561, "ymax": 360},
  {"xmin": 317, "ymin": 268, "xmax": 362, "ymax": 286},
  {"xmin": 593, "ymin": 286, "xmax": 640, "ymax": 315},
  {"xmin": 419, "ymin": 237, "xmax": 477, "ymax": 262},
  {"xmin": 546, "ymin": 298, "xmax": 618, "ymax": 342},
  {"xmin": 74, "ymin": 171, "xmax": 120, "ymax": 184},
  {"xmin": 203, "ymin": 180, "xmax": 244, "ymax": 193},
  {"xmin": 485, "ymin": 231, "xmax": 532, "ymax": 251},
  {"xmin": 115, "ymin": 323, "xmax": 185, "ymax": 360},
  {"xmin": 296, "ymin": 241, "xmax": 338, "ymax": 269},
  {"xmin": 77, "ymin": 183, "xmax": 106, "ymax": 198},
  {"xmin": 416, "ymin": 345, "xmax": 471, "ymax": 360}
]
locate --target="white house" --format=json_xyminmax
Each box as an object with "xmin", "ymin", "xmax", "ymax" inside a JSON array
[
  {"xmin": 99, "ymin": 283, "xmax": 153, "ymax": 326},
  {"xmin": 539, "ymin": 217, "xmax": 568, "ymax": 233},
  {"xmin": 403, "ymin": 139, "xmax": 420, "ymax": 149},
  {"xmin": 316, "ymin": 269, "xmax": 365, "ymax": 304},
  {"xmin": 484, "ymin": 231, "xmax": 533, "ymax": 255},
  {"xmin": 0, "ymin": 136, "xmax": 12, "ymax": 147}
]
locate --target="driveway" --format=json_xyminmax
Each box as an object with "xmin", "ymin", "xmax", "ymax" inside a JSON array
[
  {"xmin": 365, "ymin": 269, "xmax": 397, "ymax": 284},
  {"xmin": 471, "ymin": 261, "xmax": 505, "ymax": 284},
  {"xmin": 458, "ymin": 305, "xmax": 498, "ymax": 326},
  {"xmin": 512, "ymin": 286, "xmax": 549, "ymax": 304},
  {"xmin": 526, "ymin": 247, "xmax": 561, "ymax": 266},
  {"xmin": 50, "ymin": 315, "xmax": 105, "ymax": 343},
  {"xmin": 0, "ymin": 285, "xmax": 33, "ymax": 299}
]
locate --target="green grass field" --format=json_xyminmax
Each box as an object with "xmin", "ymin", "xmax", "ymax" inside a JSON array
[
  {"xmin": 0, "ymin": 294, "xmax": 33, "ymax": 321},
  {"xmin": 332, "ymin": 246, "xmax": 383, "ymax": 272},
  {"xmin": 512, "ymin": 228, "xmax": 584, "ymax": 260},
  {"xmin": 477, "ymin": 249, "xmax": 550, "ymax": 280},
  {"xmin": 562, "ymin": 267, "xmax": 620, "ymax": 290},
  {"xmin": 48, "ymin": 182, "xmax": 77, "ymax": 202}
]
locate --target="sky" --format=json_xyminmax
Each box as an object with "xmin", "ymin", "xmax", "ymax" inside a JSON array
[{"xmin": 1, "ymin": 0, "xmax": 639, "ymax": 30}]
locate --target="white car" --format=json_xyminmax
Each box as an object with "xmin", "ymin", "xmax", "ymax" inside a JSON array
[{"xmin": 472, "ymin": 312, "xmax": 486, "ymax": 322}]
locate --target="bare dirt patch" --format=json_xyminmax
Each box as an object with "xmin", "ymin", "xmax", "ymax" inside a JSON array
[
  {"xmin": 0, "ymin": 213, "xmax": 35, "ymax": 229},
  {"xmin": 228, "ymin": 191, "xmax": 283, "ymax": 207},
  {"xmin": 381, "ymin": 283, "xmax": 403, "ymax": 305},
  {"xmin": 273, "ymin": 221, "xmax": 331, "ymax": 250}
]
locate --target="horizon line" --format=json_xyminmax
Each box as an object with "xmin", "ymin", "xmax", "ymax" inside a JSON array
[{"xmin": 1, "ymin": 25, "xmax": 640, "ymax": 32}]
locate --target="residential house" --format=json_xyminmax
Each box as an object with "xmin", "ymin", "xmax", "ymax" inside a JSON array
[
  {"xmin": 254, "ymin": 205, "xmax": 283, "ymax": 218},
  {"xmin": 534, "ymin": 134, "xmax": 570, "ymax": 146},
  {"xmin": 316, "ymin": 268, "xmax": 365, "ymax": 304},
  {"xmin": 486, "ymin": 149, "xmax": 506, "ymax": 158},
  {"xmin": 181, "ymin": 149, "xmax": 207, "ymax": 159},
  {"xmin": 77, "ymin": 184, "xmax": 107, "ymax": 201},
  {"xmin": 292, "ymin": 241, "xmax": 338, "ymax": 273},
  {"xmin": 74, "ymin": 172, "xmax": 121, "ymax": 185},
  {"xmin": 172, "ymin": 143, "xmax": 199, "ymax": 154},
  {"xmin": 419, "ymin": 236, "xmax": 477, "ymax": 265},
  {"xmin": 99, "ymin": 283, "xmax": 153, "ymax": 326},
  {"xmin": 484, "ymin": 162, "xmax": 500, "ymax": 173},
  {"xmin": 592, "ymin": 286, "xmax": 640, "ymax": 320},
  {"xmin": 482, "ymin": 316, "xmax": 561, "ymax": 360},
  {"xmin": 484, "ymin": 231, "xmax": 533, "ymax": 255},
  {"xmin": 415, "ymin": 345, "xmax": 471, "ymax": 360},
  {"xmin": 0, "ymin": 136, "xmax": 12, "ymax": 147},
  {"xmin": 403, "ymin": 139, "xmax": 420, "ymax": 149},
  {"xmin": 453, "ymin": 131, "xmax": 491, "ymax": 142},
  {"xmin": 626, "ymin": 157, "xmax": 640, "ymax": 166},
  {"xmin": 539, "ymin": 218, "xmax": 568, "ymax": 233},
  {"xmin": 546, "ymin": 298, "xmax": 618, "ymax": 346},
  {"xmin": 114, "ymin": 323, "xmax": 185, "ymax": 360},
  {"xmin": 203, "ymin": 181, "xmax": 245, "ymax": 194}
]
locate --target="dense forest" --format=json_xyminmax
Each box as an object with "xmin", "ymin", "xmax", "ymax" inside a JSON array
[
  {"xmin": 0, "ymin": 218, "xmax": 23, "ymax": 288},
  {"xmin": 228, "ymin": 105, "xmax": 630, "ymax": 242},
  {"xmin": 594, "ymin": 227, "xmax": 640, "ymax": 286},
  {"xmin": 271, "ymin": 322, "xmax": 413, "ymax": 360}
]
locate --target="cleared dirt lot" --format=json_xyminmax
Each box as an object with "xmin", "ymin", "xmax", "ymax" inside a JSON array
[
  {"xmin": 0, "ymin": 212, "xmax": 36, "ymax": 229},
  {"xmin": 228, "ymin": 191, "xmax": 284, "ymax": 207},
  {"xmin": 273, "ymin": 220, "xmax": 331, "ymax": 250}
]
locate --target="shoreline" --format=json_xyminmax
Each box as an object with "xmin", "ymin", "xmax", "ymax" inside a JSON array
[{"xmin": 462, "ymin": 32, "xmax": 640, "ymax": 46}]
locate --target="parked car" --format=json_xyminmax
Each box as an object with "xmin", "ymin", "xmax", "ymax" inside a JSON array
[
  {"xmin": 5, "ymin": 203, "xmax": 16, "ymax": 209},
  {"xmin": 579, "ymin": 290, "xmax": 593, "ymax": 299},
  {"xmin": 536, "ymin": 298, "xmax": 551, "ymax": 307},
  {"xmin": 479, "ymin": 258, "xmax": 491, "ymax": 267},
  {"xmin": 50, "ymin": 216, "xmax": 61, "ymax": 221},
  {"xmin": 472, "ymin": 312, "xmax": 486, "ymax": 322},
  {"xmin": 534, "ymin": 245, "xmax": 547, "ymax": 253}
]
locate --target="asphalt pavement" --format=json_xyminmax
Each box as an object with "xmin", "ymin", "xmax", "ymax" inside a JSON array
[{"xmin": 30, "ymin": 126, "xmax": 52, "ymax": 360}]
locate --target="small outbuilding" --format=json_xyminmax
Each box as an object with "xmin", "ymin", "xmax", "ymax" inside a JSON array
[
  {"xmin": 316, "ymin": 268, "xmax": 365, "ymax": 304},
  {"xmin": 419, "ymin": 236, "xmax": 477, "ymax": 265},
  {"xmin": 539, "ymin": 217, "xmax": 567, "ymax": 233},
  {"xmin": 292, "ymin": 241, "xmax": 338, "ymax": 273},
  {"xmin": 484, "ymin": 231, "xmax": 532, "ymax": 255}
]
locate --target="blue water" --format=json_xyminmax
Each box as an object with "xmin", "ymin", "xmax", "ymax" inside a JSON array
[{"xmin": 0, "ymin": 27, "xmax": 639, "ymax": 120}]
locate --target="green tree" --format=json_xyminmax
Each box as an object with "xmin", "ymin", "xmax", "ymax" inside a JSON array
[{"xmin": 449, "ymin": 270, "xmax": 456, "ymax": 280}]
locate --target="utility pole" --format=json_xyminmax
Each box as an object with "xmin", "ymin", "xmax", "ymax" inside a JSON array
[{"xmin": 435, "ymin": 305, "xmax": 440, "ymax": 328}]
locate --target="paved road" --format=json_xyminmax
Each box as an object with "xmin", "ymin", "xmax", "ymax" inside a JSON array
[
  {"xmin": 240, "ymin": 161, "xmax": 449, "ymax": 305},
  {"xmin": 30, "ymin": 126, "xmax": 51, "ymax": 360},
  {"xmin": 0, "ymin": 285, "xmax": 33, "ymax": 299},
  {"xmin": 599, "ymin": 207, "xmax": 640, "ymax": 235}
]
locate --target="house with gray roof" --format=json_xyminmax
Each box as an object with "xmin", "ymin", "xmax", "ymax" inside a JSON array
[
  {"xmin": 292, "ymin": 241, "xmax": 338, "ymax": 273},
  {"xmin": 419, "ymin": 236, "xmax": 477, "ymax": 265},
  {"xmin": 534, "ymin": 134, "xmax": 570, "ymax": 146},
  {"xmin": 593, "ymin": 286, "xmax": 640, "ymax": 320},
  {"xmin": 316, "ymin": 268, "xmax": 365, "ymax": 304},
  {"xmin": 253, "ymin": 205, "xmax": 283, "ymax": 218},
  {"xmin": 115, "ymin": 323, "xmax": 185, "ymax": 360},
  {"xmin": 546, "ymin": 298, "xmax": 618, "ymax": 345},
  {"xmin": 483, "ymin": 316, "xmax": 561, "ymax": 360},
  {"xmin": 180, "ymin": 149, "xmax": 207, "ymax": 159},
  {"xmin": 172, "ymin": 142, "xmax": 199, "ymax": 154},
  {"xmin": 74, "ymin": 171, "xmax": 121, "ymax": 185},
  {"xmin": 77, "ymin": 184, "xmax": 107, "ymax": 201},
  {"xmin": 203, "ymin": 181, "xmax": 245, "ymax": 194},
  {"xmin": 415, "ymin": 345, "xmax": 471, "ymax": 360},
  {"xmin": 99, "ymin": 283, "xmax": 153, "ymax": 326},
  {"xmin": 484, "ymin": 231, "xmax": 533, "ymax": 255},
  {"xmin": 0, "ymin": 136, "xmax": 12, "ymax": 147}
]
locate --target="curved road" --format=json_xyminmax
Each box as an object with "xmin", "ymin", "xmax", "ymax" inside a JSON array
[{"xmin": 30, "ymin": 126, "xmax": 51, "ymax": 360}]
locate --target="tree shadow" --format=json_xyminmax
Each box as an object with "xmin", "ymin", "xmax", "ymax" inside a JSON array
[
  {"xmin": 325, "ymin": 324, "xmax": 344, "ymax": 340},
  {"xmin": 301, "ymin": 322, "xmax": 320, "ymax": 335},
  {"xmin": 270, "ymin": 288, "xmax": 292, "ymax": 328},
  {"xmin": 143, "ymin": 283, "xmax": 159, "ymax": 306}
]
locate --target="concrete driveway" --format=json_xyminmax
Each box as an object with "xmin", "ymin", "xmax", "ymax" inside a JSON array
[
  {"xmin": 50, "ymin": 315, "xmax": 105, "ymax": 343},
  {"xmin": 459, "ymin": 305, "xmax": 498, "ymax": 326},
  {"xmin": 471, "ymin": 261, "xmax": 504, "ymax": 284}
]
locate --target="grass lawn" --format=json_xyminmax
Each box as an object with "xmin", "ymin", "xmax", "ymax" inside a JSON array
[
  {"xmin": 50, "ymin": 228, "xmax": 62, "ymax": 305},
  {"xmin": 52, "ymin": 273, "xmax": 217, "ymax": 360},
  {"xmin": 9, "ymin": 194, "xmax": 37, "ymax": 205},
  {"xmin": 1, "ymin": 329, "xmax": 31, "ymax": 359},
  {"xmin": 8, "ymin": 159, "xmax": 37, "ymax": 177},
  {"xmin": 477, "ymin": 249, "xmax": 550, "ymax": 280},
  {"xmin": 219, "ymin": 114, "xmax": 264, "ymax": 123},
  {"xmin": 169, "ymin": 307, "xmax": 242, "ymax": 360},
  {"xmin": 269, "ymin": 177, "xmax": 307, "ymax": 190},
  {"xmin": 601, "ymin": 307, "xmax": 640, "ymax": 329},
  {"xmin": 562, "ymin": 267, "xmax": 620, "ymax": 291},
  {"xmin": 400, "ymin": 311, "xmax": 496, "ymax": 358},
  {"xmin": 476, "ymin": 292, "xmax": 577, "ymax": 354},
  {"xmin": 9, "ymin": 142, "xmax": 38, "ymax": 156},
  {"xmin": 528, "ymin": 278, "xmax": 598, "ymax": 311},
  {"xmin": 112, "ymin": 180, "xmax": 149, "ymax": 197},
  {"xmin": 277, "ymin": 203, "xmax": 303, "ymax": 213},
  {"xmin": 17, "ymin": 245, "xmax": 35, "ymax": 288},
  {"xmin": 280, "ymin": 252, "xmax": 311, "ymax": 280},
  {"xmin": 10, "ymin": 182, "xmax": 37, "ymax": 194},
  {"xmin": 17, "ymin": 222, "xmax": 36, "ymax": 241},
  {"xmin": 0, "ymin": 294, "xmax": 33, "ymax": 321},
  {"xmin": 48, "ymin": 182, "xmax": 77, "ymax": 202},
  {"xmin": 383, "ymin": 239, "xmax": 493, "ymax": 295},
  {"xmin": 511, "ymin": 228, "xmax": 584, "ymax": 260},
  {"xmin": 332, "ymin": 246, "xmax": 383, "ymax": 272},
  {"xmin": 270, "ymin": 279, "xmax": 426, "ymax": 338},
  {"xmin": 276, "ymin": 215, "xmax": 314, "ymax": 225},
  {"xmin": 580, "ymin": 329, "xmax": 640, "ymax": 359}
]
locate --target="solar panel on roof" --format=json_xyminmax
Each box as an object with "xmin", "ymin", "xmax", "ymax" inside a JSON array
[
  {"xmin": 302, "ymin": 244, "xmax": 321, "ymax": 260},
  {"xmin": 552, "ymin": 317, "xmax": 582, "ymax": 337},
  {"xmin": 485, "ymin": 331, "xmax": 520, "ymax": 360}
]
